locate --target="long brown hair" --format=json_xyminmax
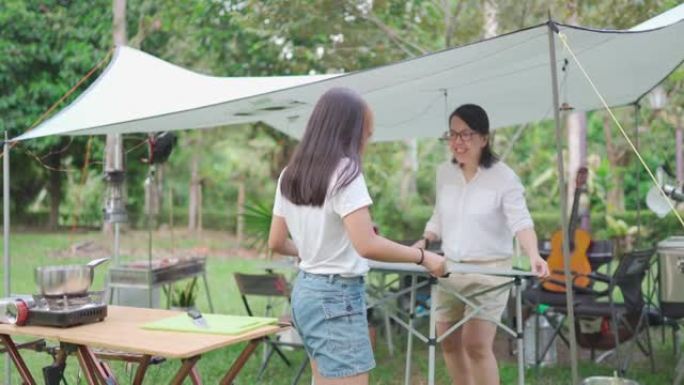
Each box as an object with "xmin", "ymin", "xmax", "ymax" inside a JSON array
[{"xmin": 280, "ymin": 88, "xmax": 368, "ymax": 206}]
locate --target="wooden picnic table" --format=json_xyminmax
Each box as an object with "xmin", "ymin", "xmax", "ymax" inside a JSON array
[{"xmin": 0, "ymin": 305, "xmax": 285, "ymax": 385}]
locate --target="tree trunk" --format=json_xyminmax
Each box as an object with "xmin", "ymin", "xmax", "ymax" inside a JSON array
[
  {"xmin": 482, "ymin": 0, "xmax": 498, "ymax": 39},
  {"xmin": 144, "ymin": 162, "xmax": 163, "ymax": 224},
  {"xmin": 270, "ymin": 133, "xmax": 297, "ymax": 180},
  {"xmin": 607, "ymin": 173, "xmax": 625, "ymax": 214},
  {"xmin": 443, "ymin": 0, "xmax": 454, "ymax": 47},
  {"xmin": 103, "ymin": 0, "xmax": 127, "ymax": 233},
  {"xmin": 564, "ymin": 0, "xmax": 589, "ymax": 226},
  {"xmin": 566, "ymin": 0, "xmax": 579, "ymax": 25},
  {"xmin": 113, "ymin": 0, "xmax": 126, "ymax": 45},
  {"xmin": 156, "ymin": 164, "xmax": 164, "ymax": 215},
  {"xmin": 45, "ymin": 145, "xmax": 63, "ymax": 230},
  {"xmin": 567, "ymin": 112, "xmax": 587, "ymax": 190},
  {"xmin": 236, "ymin": 179, "xmax": 245, "ymax": 246},
  {"xmin": 482, "ymin": 0, "xmax": 498, "ymax": 146},
  {"xmin": 399, "ymin": 139, "xmax": 418, "ymax": 204},
  {"xmin": 188, "ymin": 149, "xmax": 200, "ymax": 231},
  {"xmin": 603, "ymin": 114, "xmax": 628, "ymax": 213},
  {"xmin": 198, "ymin": 180, "xmax": 203, "ymax": 233},
  {"xmin": 677, "ymin": 117, "xmax": 683, "ymax": 184},
  {"xmin": 144, "ymin": 167, "xmax": 161, "ymax": 227}
]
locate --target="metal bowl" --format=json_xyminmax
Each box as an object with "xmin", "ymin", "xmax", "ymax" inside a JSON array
[{"xmin": 35, "ymin": 258, "xmax": 109, "ymax": 296}]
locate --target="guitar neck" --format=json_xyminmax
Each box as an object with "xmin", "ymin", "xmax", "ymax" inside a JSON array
[{"xmin": 568, "ymin": 187, "xmax": 582, "ymax": 235}]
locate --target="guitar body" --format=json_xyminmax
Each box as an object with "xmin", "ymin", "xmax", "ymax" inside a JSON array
[
  {"xmin": 543, "ymin": 228, "xmax": 592, "ymax": 292},
  {"xmin": 542, "ymin": 166, "xmax": 592, "ymax": 293}
]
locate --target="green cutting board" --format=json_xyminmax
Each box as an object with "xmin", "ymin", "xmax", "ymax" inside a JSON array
[{"xmin": 142, "ymin": 314, "xmax": 278, "ymax": 335}]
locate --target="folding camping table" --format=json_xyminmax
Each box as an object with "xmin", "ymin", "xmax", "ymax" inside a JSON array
[
  {"xmin": 0, "ymin": 305, "xmax": 284, "ymax": 385},
  {"xmin": 367, "ymin": 260, "xmax": 536, "ymax": 385}
]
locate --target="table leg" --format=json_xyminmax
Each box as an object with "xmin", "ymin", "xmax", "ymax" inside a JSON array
[
  {"xmin": 0, "ymin": 334, "xmax": 36, "ymax": 385},
  {"xmin": 404, "ymin": 274, "xmax": 417, "ymax": 385},
  {"xmin": 219, "ymin": 339, "xmax": 261, "ymax": 385},
  {"xmin": 515, "ymin": 278, "xmax": 524, "ymax": 385},
  {"xmin": 428, "ymin": 278, "xmax": 437, "ymax": 385},
  {"xmin": 132, "ymin": 355, "xmax": 151, "ymax": 385},
  {"xmin": 190, "ymin": 366, "xmax": 203, "ymax": 385},
  {"xmin": 76, "ymin": 345, "xmax": 118, "ymax": 385},
  {"xmin": 381, "ymin": 272, "xmax": 395, "ymax": 357},
  {"xmin": 93, "ymin": 351, "xmax": 165, "ymax": 385},
  {"xmin": 75, "ymin": 347, "xmax": 99, "ymax": 385},
  {"xmin": 170, "ymin": 356, "xmax": 201, "ymax": 385}
]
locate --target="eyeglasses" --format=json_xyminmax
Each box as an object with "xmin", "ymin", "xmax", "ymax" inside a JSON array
[{"xmin": 440, "ymin": 130, "xmax": 478, "ymax": 142}]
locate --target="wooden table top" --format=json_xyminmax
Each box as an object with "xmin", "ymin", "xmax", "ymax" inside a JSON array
[{"xmin": 0, "ymin": 306, "xmax": 283, "ymax": 358}]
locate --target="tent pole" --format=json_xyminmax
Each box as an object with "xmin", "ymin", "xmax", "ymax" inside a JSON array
[
  {"xmin": 634, "ymin": 103, "xmax": 642, "ymax": 244},
  {"xmin": 3, "ymin": 132, "xmax": 11, "ymax": 385},
  {"xmin": 547, "ymin": 20, "xmax": 580, "ymax": 385}
]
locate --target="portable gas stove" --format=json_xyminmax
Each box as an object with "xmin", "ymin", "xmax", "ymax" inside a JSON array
[{"xmin": 27, "ymin": 291, "xmax": 107, "ymax": 327}]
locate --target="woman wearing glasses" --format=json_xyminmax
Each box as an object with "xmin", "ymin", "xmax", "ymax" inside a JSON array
[{"xmin": 413, "ymin": 104, "xmax": 549, "ymax": 385}]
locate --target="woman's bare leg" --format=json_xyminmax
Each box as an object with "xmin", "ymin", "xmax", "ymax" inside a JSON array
[
  {"xmin": 461, "ymin": 319, "xmax": 499, "ymax": 385},
  {"xmin": 310, "ymin": 359, "xmax": 369, "ymax": 385},
  {"xmin": 438, "ymin": 322, "xmax": 474, "ymax": 385}
]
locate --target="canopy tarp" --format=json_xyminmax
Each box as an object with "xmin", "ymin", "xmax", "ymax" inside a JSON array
[
  {"xmin": 14, "ymin": 10, "xmax": 683, "ymax": 143},
  {"xmin": 5, "ymin": 7, "xmax": 684, "ymax": 385}
]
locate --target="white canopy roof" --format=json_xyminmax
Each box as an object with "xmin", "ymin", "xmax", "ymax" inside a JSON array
[
  {"xmin": 630, "ymin": 2, "xmax": 684, "ymax": 31},
  {"xmin": 14, "ymin": 11, "xmax": 684, "ymax": 142}
]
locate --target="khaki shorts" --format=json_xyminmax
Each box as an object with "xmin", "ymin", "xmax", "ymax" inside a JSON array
[{"xmin": 433, "ymin": 259, "xmax": 513, "ymax": 324}]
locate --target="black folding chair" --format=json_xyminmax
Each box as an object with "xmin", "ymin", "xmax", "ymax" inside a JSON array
[
  {"xmin": 569, "ymin": 248, "xmax": 656, "ymax": 374},
  {"xmin": 233, "ymin": 273, "xmax": 308, "ymax": 385},
  {"xmin": 522, "ymin": 239, "xmax": 615, "ymax": 366},
  {"xmin": 528, "ymin": 248, "xmax": 656, "ymax": 374}
]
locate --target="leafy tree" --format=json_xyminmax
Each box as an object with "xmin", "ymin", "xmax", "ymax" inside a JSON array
[
  {"xmin": 2, "ymin": 0, "xmax": 680, "ymax": 240},
  {"xmin": 0, "ymin": 0, "xmax": 111, "ymax": 227}
]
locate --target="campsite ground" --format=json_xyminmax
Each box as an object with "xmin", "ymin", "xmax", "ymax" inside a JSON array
[{"xmin": 0, "ymin": 230, "xmax": 677, "ymax": 384}]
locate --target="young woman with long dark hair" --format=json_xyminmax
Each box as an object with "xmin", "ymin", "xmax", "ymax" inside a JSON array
[{"xmin": 268, "ymin": 87, "xmax": 446, "ymax": 385}]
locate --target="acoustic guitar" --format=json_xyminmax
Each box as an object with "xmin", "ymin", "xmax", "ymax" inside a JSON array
[{"xmin": 542, "ymin": 167, "xmax": 592, "ymax": 293}]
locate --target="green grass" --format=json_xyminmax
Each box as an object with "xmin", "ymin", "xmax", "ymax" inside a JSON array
[{"xmin": 0, "ymin": 231, "xmax": 680, "ymax": 384}]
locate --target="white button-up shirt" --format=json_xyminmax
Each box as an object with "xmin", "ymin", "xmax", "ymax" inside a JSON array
[{"xmin": 425, "ymin": 161, "xmax": 534, "ymax": 262}]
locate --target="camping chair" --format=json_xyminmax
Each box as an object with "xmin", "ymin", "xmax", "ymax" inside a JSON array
[
  {"xmin": 233, "ymin": 273, "xmax": 308, "ymax": 385},
  {"xmin": 552, "ymin": 248, "xmax": 656, "ymax": 374},
  {"xmin": 522, "ymin": 239, "xmax": 615, "ymax": 367}
]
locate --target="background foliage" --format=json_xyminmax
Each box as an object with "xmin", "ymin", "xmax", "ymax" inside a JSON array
[{"xmin": 0, "ymin": 0, "xmax": 682, "ymax": 244}]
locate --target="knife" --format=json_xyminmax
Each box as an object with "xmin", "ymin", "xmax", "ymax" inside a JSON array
[{"xmin": 187, "ymin": 309, "xmax": 209, "ymax": 328}]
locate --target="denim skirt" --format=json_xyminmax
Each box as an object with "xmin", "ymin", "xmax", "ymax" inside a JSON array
[{"xmin": 290, "ymin": 270, "xmax": 375, "ymax": 378}]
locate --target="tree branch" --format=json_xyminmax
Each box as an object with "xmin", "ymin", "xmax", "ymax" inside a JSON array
[
  {"xmin": 355, "ymin": 9, "xmax": 428, "ymax": 56},
  {"xmin": 445, "ymin": 0, "xmax": 466, "ymax": 47},
  {"xmin": 603, "ymin": 113, "xmax": 616, "ymax": 164},
  {"xmin": 129, "ymin": 12, "xmax": 162, "ymax": 49}
]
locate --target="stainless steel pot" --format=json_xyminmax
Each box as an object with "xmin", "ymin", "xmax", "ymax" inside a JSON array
[
  {"xmin": 35, "ymin": 258, "xmax": 110, "ymax": 296},
  {"xmin": 658, "ymin": 236, "xmax": 684, "ymax": 318}
]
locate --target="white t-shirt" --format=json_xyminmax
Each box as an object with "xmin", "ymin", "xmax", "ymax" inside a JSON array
[
  {"xmin": 273, "ymin": 161, "xmax": 373, "ymax": 276},
  {"xmin": 425, "ymin": 161, "xmax": 534, "ymax": 262}
]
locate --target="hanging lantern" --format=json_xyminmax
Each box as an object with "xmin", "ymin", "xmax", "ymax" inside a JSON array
[
  {"xmin": 144, "ymin": 168, "xmax": 160, "ymax": 217},
  {"xmin": 103, "ymin": 134, "xmax": 127, "ymax": 223},
  {"xmin": 103, "ymin": 171, "xmax": 127, "ymax": 223}
]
